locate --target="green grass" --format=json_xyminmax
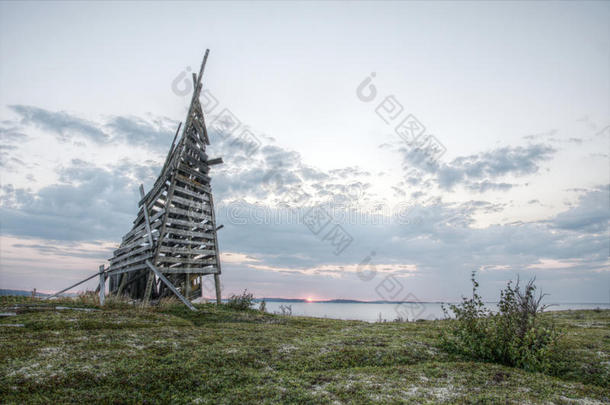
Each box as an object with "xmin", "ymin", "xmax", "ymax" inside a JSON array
[{"xmin": 1, "ymin": 296, "xmax": 608, "ymax": 404}]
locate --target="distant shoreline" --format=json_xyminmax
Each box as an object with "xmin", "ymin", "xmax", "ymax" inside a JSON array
[{"xmin": 2, "ymin": 289, "xmax": 608, "ymax": 306}]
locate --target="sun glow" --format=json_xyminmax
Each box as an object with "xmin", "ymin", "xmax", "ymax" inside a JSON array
[{"xmin": 305, "ymin": 297, "xmax": 314, "ymax": 303}]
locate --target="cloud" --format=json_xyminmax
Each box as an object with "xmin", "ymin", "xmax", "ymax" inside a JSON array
[
  {"xmin": 551, "ymin": 185, "xmax": 609, "ymax": 234},
  {"xmin": 105, "ymin": 115, "xmax": 177, "ymax": 152},
  {"xmin": 0, "ymin": 158, "xmax": 160, "ymax": 241},
  {"xmin": 436, "ymin": 144, "xmax": 555, "ymax": 191},
  {"xmin": 387, "ymin": 141, "xmax": 556, "ymax": 194},
  {"xmin": 9, "ymin": 105, "xmax": 109, "ymax": 143},
  {"xmin": 7, "ymin": 105, "xmax": 178, "ymax": 153},
  {"xmin": 0, "ymin": 106, "xmax": 608, "ymax": 301}
]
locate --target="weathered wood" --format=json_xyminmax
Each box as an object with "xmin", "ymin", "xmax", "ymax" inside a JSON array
[
  {"xmin": 163, "ymin": 227, "xmax": 214, "ymax": 239},
  {"xmin": 178, "ymin": 164, "xmax": 211, "ymax": 184},
  {"xmin": 116, "ymin": 273, "xmax": 129, "ymax": 295},
  {"xmin": 146, "ymin": 261, "xmax": 196, "ymax": 311},
  {"xmin": 159, "ymin": 246, "xmax": 215, "ymax": 256},
  {"xmin": 208, "ymin": 193, "xmax": 222, "ymax": 277},
  {"xmin": 157, "ymin": 256, "xmax": 216, "ymax": 265},
  {"xmin": 139, "ymin": 185, "xmax": 155, "ymax": 247},
  {"xmin": 214, "ymin": 273, "xmax": 221, "ymax": 304},
  {"xmin": 106, "ymin": 263, "xmax": 149, "ymax": 276},
  {"xmin": 160, "ymin": 122, "xmax": 182, "ymax": 175},
  {"xmin": 170, "ymin": 195, "xmax": 211, "ymax": 211},
  {"xmin": 156, "ymin": 266, "xmax": 218, "ymax": 274},
  {"xmin": 167, "ymin": 206, "xmax": 212, "ymax": 221},
  {"xmin": 108, "ymin": 252, "xmax": 153, "ymax": 271},
  {"xmin": 104, "ymin": 50, "xmax": 222, "ymax": 308},
  {"xmin": 161, "ymin": 237, "xmax": 215, "ymax": 246},
  {"xmin": 207, "ymin": 157, "xmax": 223, "ymax": 166},
  {"xmin": 173, "ymin": 184, "xmax": 210, "ymax": 202},
  {"xmin": 110, "ymin": 245, "xmax": 151, "ymax": 264},
  {"xmin": 46, "ymin": 269, "xmax": 104, "ymax": 299},
  {"xmin": 164, "ymin": 217, "xmax": 214, "ymax": 230},
  {"xmin": 175, "ymin": 174, "xmax": 211, "ymax": 193},
  {"xmin": 98, "ymin": 265, "xmax": 106, "ymax": 306},
  {"xmin": 122, "ymin": 209, "xmax": 165, "ymax": 243}
]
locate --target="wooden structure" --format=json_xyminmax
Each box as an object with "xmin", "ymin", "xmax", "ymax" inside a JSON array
[{"xmin": 105, "ymin": 49, "xmax": 224, "ymax": 305}]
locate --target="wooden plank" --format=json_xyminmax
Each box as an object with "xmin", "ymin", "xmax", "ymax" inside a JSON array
[
  {"xmin": 207, "ymin": 157, "xmax": 223, "ymax": 166},
  {"xmin": 122, "ymin": 209, "xmax": 165, "ymax": 243},
  {"xmin": 138, "ymin": 171, "xmax": 171, "ymax": 207},
  {"xmin": 122, "ymin": 219, "xmax": 161, "ymax": 245},
  {"xmin": 109, "ymin": 253, "xmax": 153, "ymax": 271},
  {"xmin": 162, "ymin": 237, "xmax": 215, "ymax": 246},
  {"xmin": 159, "ymin": 122, "xmax": 182, "ymax": 177},
  {"xmin": 182, "ymin": 153, "xmax": 210, "ymax": 173},
  {"xmin": 168, "ymin": 206, "xmax": 211, "ymax": 221},
  {"xmin": 185, "ymin": 139, "xmax": 208, "ymax": 162},
  {"xmin": 107, "ymin": 263, "xmax": 149, "ymax": 276},
  {"xmin": 157, "ymin": 256, "xmax": 216, "ymax": 265},
  {"xmin": 170, "ymin": 195, "xmax": 211, "ymax": 211},
  {"xmin": 46, "ymin": 270, "xmax": 104, "ymax": 299},
  {"xmin": 110, "ymin": 245, "xmax": 152, "ymax": 264},
  {"xmin": 139, "ymin": 185, "xmax": 154, "ymax": 246},
  {"xmin": 175, "ymin": 174, "xmax": 211, "ymax": 193},
  {"xmin": 173, "ymin": 184, "xmax": 210, "ymax": 202},
  {"xmin": 159, "ymin": 246, "xmax": 215, "ymax": 256},
  {"xmin": 113, "ymin": 234, "xmax": 149, "ymax": 256},
  {"xmin": 178, "ymin": 164, "xmax": 211, "ymax": 184},
  {"xmin": 147, "ymin": 175, "xmax": 179, "ymax": 305},
  {"xmin": 164, "ymin": 217, "xmax": 214, "ymax": 230},
  {"xmin": 164, "ymin": 228, "xmax": 214, "ymax": 239},
  {"xmin": 156, "ymin": 266, "xmax": 219, "ymax": 275},
  {"xmin": 146, "ymin": 261, "xmax": 196, "ymax": 311}
]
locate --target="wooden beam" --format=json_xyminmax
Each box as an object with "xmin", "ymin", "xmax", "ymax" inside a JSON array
[
  {"xmin": 214, "ymin": 274, "xmax": 221, "ymax": 305},
  {"xmin": 145, "ymin": 260, "xmax": 196, "ymax": 311},
  {"xmin": 46, "ymin": 269, "xmax": 104, "ymax": 299},
  {"xmin": 98, "ymin": 265, "xmax": 106, "ymax": 306},
  {"xmin": 207, "ymin": 157, "xmax": 223, "ymax": 166},
  {"xmin": 139, "ymin": 185, "xmax": 155, "ymax": 247}
]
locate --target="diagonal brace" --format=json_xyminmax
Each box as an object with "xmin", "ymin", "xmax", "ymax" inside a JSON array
[{"xmin": 145, "ymin": 260, "xmax": 196, "ymax": 311}]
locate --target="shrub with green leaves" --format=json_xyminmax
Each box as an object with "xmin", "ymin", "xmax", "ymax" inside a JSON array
[
  {"xmin": 441, "ymin": 271, "xmax": 561, "ymax": 372},
  {"xmin": 226, "ymin": 289, "xmax": 255, "ymax": 311}
]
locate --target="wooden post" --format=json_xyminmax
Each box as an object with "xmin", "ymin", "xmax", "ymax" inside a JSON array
[
  {"xmin": 140, "ymin": 184, "xmax": 156, "ymax": 306},
  {"xmin": 214, "ymin": 274, "xmax": 221, "ymax": 305},
  {"xmin": 185, "ymin": 275, "xmax": 191, "ymax": 301},
  {"xmin": 98, "ymin": 265, "xmax": 106, "ymax": 306}
]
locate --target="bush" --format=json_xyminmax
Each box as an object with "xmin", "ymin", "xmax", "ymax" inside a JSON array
[
  {"xmin": 441, "ymin": 271, "xmax": 561, "ymax": 372},
  {"xmin": 226, "ymin": 289, "xmax": 254, "ymax": 311}
]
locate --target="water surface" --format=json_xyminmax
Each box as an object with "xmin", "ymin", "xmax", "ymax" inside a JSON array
[{"xmin": 262, "ymin": 301, "xmax": 610, "ymax": 322}]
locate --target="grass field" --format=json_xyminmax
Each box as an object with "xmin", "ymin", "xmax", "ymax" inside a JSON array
[{"xmin": 1, "ymin": 296, "xmax": 608, "ymax": 404}]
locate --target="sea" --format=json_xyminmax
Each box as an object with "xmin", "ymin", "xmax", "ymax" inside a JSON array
[{"xmin": 260, "ymin": 300, "xmax": 610, "ymax": 322}]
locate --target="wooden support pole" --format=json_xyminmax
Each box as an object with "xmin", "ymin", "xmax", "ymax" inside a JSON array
[
  {"xmin": 116, "ymin": 273, "xmax": 128, "ymax": 296},
  {"xmin": 98, "ymin": 265, "xmax": 106, "ymax": 306},
  {"xmin": 140, "ymin": 185, "xmax": 156, "ymax": 305},
  {"xmin": 145, "ymin": 260, "xmax": 196, "ymax": 311},
  {"xmin": 139, "ymin": 184, "xmax": 155, "ymax": 247},
  {"xmin": 185, "ymin": 275, "xmax": 191, "ymax": 300},
  {"xmin": 214, "ymin": 274, "xmax": 221, "ymax": 305},
  {"xmin": 46, "ymin": 271, "xmax": 103, "ymax": 299}
]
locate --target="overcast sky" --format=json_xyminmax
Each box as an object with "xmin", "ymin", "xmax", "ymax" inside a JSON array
[{"xmin": 0, "ymin": 1, "xmax": 608, "ymax": 302}]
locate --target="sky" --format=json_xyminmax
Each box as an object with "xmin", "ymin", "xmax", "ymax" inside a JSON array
[{"xmin": 0, "ymin": 1, "xmax": 608, "ymax": 303}]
